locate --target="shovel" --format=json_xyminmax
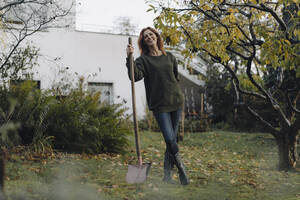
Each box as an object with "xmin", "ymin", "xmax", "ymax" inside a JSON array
[{"xmin": 126, "ymin": 37, "xmax": 151, "ymax": 184}]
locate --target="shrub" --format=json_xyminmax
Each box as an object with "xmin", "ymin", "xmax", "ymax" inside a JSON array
[
  {"xmin": 0, "ymin": 81, "xmax": 53, "ymax": 147},
  {"xmin": 183, "ymin": 116, "xmax": 210, "ymax": 133},
  {"xmin": 46, "ymin": 80, "xmax": 130, "ymax": 154},
  {"xmin": 0, "ymin": 79, "xmax": 131, "ymax": 154}
]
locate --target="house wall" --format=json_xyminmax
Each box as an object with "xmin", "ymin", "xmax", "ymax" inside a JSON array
[{"xmin": 26, "ymin": 28, "xmax": 147, "ymax": 118}]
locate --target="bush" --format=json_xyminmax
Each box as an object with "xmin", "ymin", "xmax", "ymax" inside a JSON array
[
  {"xmin": 183, "ymin": 116, "xmax": 210, "ymax": 133},
  {"xmin": 0, "ymin": 80, "xmax": 131, "ymax": 154},
  {"xmin": 46, "ymin": 80, "xmax": 130, "ymax": 154},
  {"xmin": 0, "ymin": 81, "xmax": 53, "ymax": 147}
]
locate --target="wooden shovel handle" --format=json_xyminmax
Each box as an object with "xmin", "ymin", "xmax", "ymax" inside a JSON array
[{"xmin": 128, "ymin": 37, "xmax": 142, "ymax": 166}]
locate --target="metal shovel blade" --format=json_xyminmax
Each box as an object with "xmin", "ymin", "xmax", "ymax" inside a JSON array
[{"xmin": 126, "ymin": 163, "xmax": 151, "ymax": 184}]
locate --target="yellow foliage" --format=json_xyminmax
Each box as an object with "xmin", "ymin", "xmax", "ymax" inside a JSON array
[
  {"xmin": 239, "ymin": 75, "xmax": 262, "ymax": 92},
  {"xmin": 202, "ymin": 4, "xmax": 212, "ymax": 10},
  {"xmin": 189, "ymin": 10, "xmax": 198, "ymax": 16},
  {"xmin": 294, "ymin": 29, "xmax": 300, "ymax": 40},
  {"xmin": 284, "ymin": 40, "xmax": 291, "ymax": 45},
  {"xmin": 229, "ymin": 13, "xmax": 237, "ymax": 23},
  {"xmin": 152, "ymin": 0, "xmax": 298, "ymax": 76}
]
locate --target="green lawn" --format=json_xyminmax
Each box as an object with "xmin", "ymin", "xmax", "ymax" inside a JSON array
[{"xmin": 4, "ymin": 131, "xmax": 300, "ymax": 200}]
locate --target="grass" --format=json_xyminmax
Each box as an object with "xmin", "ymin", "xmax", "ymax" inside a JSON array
[{"xmin": 3, "ymin": 131, "xmax": 300, "ymax": 200}]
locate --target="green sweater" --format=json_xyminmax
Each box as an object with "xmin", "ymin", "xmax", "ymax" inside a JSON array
[{"xmin": 126, "ymin": 52, "xmax": 184, "ymax": 113}]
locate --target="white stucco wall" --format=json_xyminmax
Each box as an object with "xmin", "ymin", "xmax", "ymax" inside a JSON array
[{"xmin": 26, "ymin": 28, "xmax": 146, "ymax": 118}]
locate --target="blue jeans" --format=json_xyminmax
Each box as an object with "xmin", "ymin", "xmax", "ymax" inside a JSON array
[{"xmin": 154, "ymin": 109, "xmax": 182, "ymax": 155}]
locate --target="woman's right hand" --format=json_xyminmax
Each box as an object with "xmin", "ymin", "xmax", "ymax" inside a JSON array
[{"xmin": 126, "ymin": 44, "xmax": 134, "ymax": 57}]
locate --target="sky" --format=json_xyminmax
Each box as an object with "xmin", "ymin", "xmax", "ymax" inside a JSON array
[{"xmin": 76, "ymin": 0, "xmax": 157, "ymax": 33}]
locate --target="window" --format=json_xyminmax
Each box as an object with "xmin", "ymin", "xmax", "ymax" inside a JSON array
[{"xmin": 88, "ymin": 82, "xmax": 114, "ymax": 104}]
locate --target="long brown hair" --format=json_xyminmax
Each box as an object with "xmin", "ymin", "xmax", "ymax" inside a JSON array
[{"xmin": 138, "ymin": 27, "xmax": 166, "ymax": 56}]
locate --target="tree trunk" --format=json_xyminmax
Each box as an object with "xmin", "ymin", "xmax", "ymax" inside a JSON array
[{"xmin": 276, "ymin": 133, "xmax": 298, "ymax": 170}]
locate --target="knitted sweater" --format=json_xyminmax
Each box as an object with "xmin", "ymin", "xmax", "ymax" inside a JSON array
[{"xmin": 126, "ymin": 52, "xmax": 184, "ymax": 113}]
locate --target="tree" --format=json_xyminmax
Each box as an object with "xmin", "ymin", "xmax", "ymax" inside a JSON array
[
  {"xmin": 0, "ymin": 0, "xmax": 73, "ymax": 81},
  {"xmin": 149, "ymin": 0, "xmax": 300, "ymax": 170}
]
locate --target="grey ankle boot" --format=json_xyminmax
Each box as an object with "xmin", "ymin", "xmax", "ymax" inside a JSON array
[
  {"xmin": 163, "ymin": 151, "xmax": 175, "ymax": 183},
  {"xmin": 173, "ymin": 153, "xmax": 189, "ymax": 185}
]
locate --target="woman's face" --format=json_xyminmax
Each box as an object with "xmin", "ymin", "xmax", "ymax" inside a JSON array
[{"xmin": 143, "ymin": 29, "xmax": 158, "ymax": 47}]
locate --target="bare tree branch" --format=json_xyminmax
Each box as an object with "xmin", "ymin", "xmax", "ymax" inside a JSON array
[
  {"xmin": 0, "ymin": 0, "xmax": 25, "ymax": 11},
  {"xmin": 188, "ymin": 1, "xmax": 231, "ymax": 36},
  {"xmin": 222, "ymin": 2, "xmax": 287, "ymax": 31},
  {"xmin": 222, "ymin": 63, "xmax": 267, "ymax": 99},
  {"xmin": 226, "ymin": 46, "xmax": 249, "ymax": 60},
  {"xmin": 0, "ymin": 0, "xmax": 72, "ymax": 78},
  {"xmin": 236, "ymin": 24, "xmax": 251, "ymax": 42},
  {"xmin": 259, "ymin": 3, "xmax": 287, "ymax": 32},
  {"xmin": 243, "ymin": 104, "xmax": 279, "ymax": 137},
  {"xmin": 285, "ymin": 91, "xmax": 300, "ymax": 114}
]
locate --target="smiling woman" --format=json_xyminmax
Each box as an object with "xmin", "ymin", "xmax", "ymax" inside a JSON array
[{"xmin": 125, "ymin": 27, "xmax": 189, "ymax": 185}]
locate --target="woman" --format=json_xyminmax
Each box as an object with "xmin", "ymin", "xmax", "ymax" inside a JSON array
[{"xmin": 126, "ymin": 27, "xmax": 189, "ymax": 185}]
